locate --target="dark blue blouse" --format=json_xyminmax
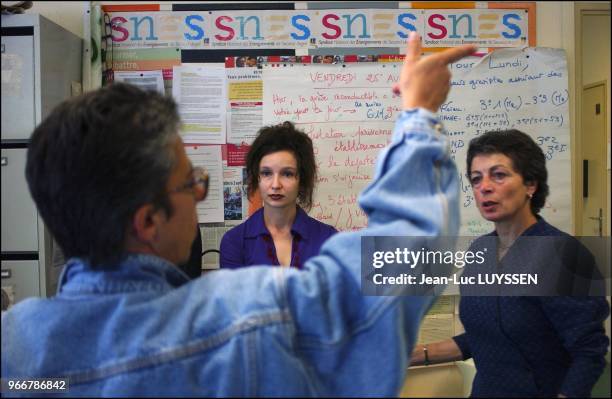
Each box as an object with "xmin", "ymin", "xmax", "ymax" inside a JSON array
[
  {"xmin": 453, "ymin": 218, "xmax": 609, "ymax": 397},
  {"xmin": 219, "ymin": 207, "xmax": 337, "ymax": 269}
]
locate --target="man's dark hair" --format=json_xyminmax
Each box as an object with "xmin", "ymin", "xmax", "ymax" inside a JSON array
[
  {"xmin": 245, "ymin": 121, "xmax": 317, "ymax": 210},
  {"xmin": 26, "ymin": 83, "xmax": 180, "ymax": 269},
  {"xmin": 466, "ymin": 129, "xmax": 549, "ymax": 214}
]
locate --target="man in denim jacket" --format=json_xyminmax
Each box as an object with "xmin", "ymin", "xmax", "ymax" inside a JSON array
[{"xmin": 2, "ymin": 34, "xmax": 475, "ymax": 396}]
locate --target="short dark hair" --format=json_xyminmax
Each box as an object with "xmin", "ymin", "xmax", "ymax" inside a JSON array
[
  {"xmin": 466, "ymin": 129, "xmax": 549, "ymax": 214},
  {"xmin": 246, "ymin": 121, "xmax": 317, "ymax": 210},
  {"xmin": 26, "ymin": 83, "xmax": 180, "ymax": 269}
]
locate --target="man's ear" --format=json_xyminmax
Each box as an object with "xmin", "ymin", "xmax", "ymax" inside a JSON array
[{"xmin": 132, "ymin": 204, "xmax": 162, "ymax": 243}]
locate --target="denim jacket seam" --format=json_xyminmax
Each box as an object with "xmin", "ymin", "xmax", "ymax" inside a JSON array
[
  {"xmin": 274, "ymin": 267, "xmax": 325, "ymax": 396},
  {"xmin": 246, "ymin": 329, "xmax": 258, "ymax": 396},
  {"xmin": 60, "ymin": 282, "xmax": 169, "ymax": 296},
  {"xmin": 275, "ymin": 267, "xmax": 304, "ymax": 358},
  {"xmin": 274, "ymin": 268, "xmax": 298, "ymax": 330},
  {"xmin": 399, "ymin": 111, "xmax": 442, "ymax": 135},
  {"xmin": 297, "ymin": 293, "xmax": 400, "ymax": 348},
  {"xmin": 379, "ymin": 117, "xmax": 445, "ymax": 179},
  {"xmin": 65, "ymin": 309, "xmax": 291, "ymax": 385}
]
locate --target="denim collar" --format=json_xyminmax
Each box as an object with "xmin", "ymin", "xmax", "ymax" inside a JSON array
[
  {"xmin": 57, "ymin": 253, "xmax": 190, "ymax": 296},
  {"xmin": 244, "ymin": 206, "xmax": 309, "ymax": 240}
]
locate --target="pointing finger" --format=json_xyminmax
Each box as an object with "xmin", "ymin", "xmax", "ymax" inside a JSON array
[
  {"xmin": 436, "ymin": 44, "xmax": 478, "ymax": 65},
  {"xmin": 403, "ymin": 31, "xmax": 422, "ymax": 69}
]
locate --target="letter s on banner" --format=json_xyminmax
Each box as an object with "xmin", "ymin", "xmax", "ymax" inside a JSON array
[
  {"xmin": 428, "ymin": 14, "xmax": 447, "ymax": 39},
  {"xmin": 215, "ymin": 16, "xmax": 235, "ymax": 41},
  {"xmin": 322, "ymin": 14, "xmax": 341, "ymax": 39},
  {"xmin": 502, "ymin": 13, "xmax": 522, "ymax": 39},
  {"xmin": 184, "ymin": 15, "xmax": 205, "ymax": 40},
  {"xmin": 111, "ymin": 16, "xmax": 129, "ymax": 42},
  {"xmin": 397, "ymin": 13, "xmax": 417, "ymax": 39},
  {"xmin": 291, "ymin": 15, "xmax": 311, "ymax": 40}
]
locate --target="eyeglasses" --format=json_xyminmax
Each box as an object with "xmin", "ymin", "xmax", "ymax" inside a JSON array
[{"xmin": 169, "ymin": 167, "xmax": 209, "ymax": 202}]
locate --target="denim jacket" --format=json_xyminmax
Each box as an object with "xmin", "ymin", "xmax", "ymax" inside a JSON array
[{"xmin": 2, "ymin": 109, "xmax": 460, "ymax": 397}]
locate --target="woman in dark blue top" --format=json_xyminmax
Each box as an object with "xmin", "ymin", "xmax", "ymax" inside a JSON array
[
  {"xmin": 411, "ymin": 130, "xmax": 609, "ymax": 397},
  {"xmin": 220, "ymin": 122, "xmax": 337, "ymax": 269}
]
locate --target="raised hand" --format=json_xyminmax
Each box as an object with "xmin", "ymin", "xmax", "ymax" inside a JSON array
[{"xmin": 398, "ymin": 32, "xmax": 477, "ymax": 112}]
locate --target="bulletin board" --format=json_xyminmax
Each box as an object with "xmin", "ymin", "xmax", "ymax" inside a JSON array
[{"xmin": 99, "ymin": 2, "xmax": 554, "ymax": 261}]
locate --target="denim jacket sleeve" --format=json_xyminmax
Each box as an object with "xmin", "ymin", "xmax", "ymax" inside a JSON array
[{"xmin": 277, "ymin": 109, "xmax": 460, "ymax": 396}]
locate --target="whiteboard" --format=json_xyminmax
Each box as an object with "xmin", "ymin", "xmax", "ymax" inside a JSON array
[{"xmin": 263, "ymin": 48, "xmax": 571, "ymax": 235}]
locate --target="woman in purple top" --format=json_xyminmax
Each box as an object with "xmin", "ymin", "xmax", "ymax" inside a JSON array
[{"xmin": 220, "ymin": 122, "xmax": 337, "ymax": 269}]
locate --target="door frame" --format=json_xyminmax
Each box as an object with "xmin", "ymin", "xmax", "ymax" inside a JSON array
[
  {"xmin": 573, "ymin": 3, "xmax": 611, "ymax": 236},
  {"xmin": 580, "ymin": 80, "xmax": 608, "ymax": 236}
]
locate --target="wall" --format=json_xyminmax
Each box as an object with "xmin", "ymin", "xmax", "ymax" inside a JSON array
[
  {"xmin": 536, "ymin": 2, "xmax": 579, "ymax": 233},
  {"xmin": 582, "ymin": 15, "xmax": 611, "ymax": 87},
  {"xmin": 29, "ymin": 1, "xmax": 89, "ymax": 38}
]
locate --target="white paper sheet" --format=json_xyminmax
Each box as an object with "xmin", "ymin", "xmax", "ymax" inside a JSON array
[
  {"xmin": 185, "ymin": 145, "xmax": 224, "ymax": 223},
  {"xmin": 263, "ymin": 48, "xmax": 572, "ymax": 234},
  {"xmin": 173, "ymin": 65, "xmax": 227, "ymax": 144},
  {"xmin": 226, "ymin": 67, "xmax": 263, "ymax": 145},
  {"xmin": 114, "ymin": 70, "xmax": 165, "ymax": 95},
  {"xmin": 200, "ymin": 226, "xmax": 231, "ymax": 269}
]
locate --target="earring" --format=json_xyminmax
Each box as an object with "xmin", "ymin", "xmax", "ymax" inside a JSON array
[{"xmin": 528, "ymin": 193, "xmax": 533, "ymax": 199}]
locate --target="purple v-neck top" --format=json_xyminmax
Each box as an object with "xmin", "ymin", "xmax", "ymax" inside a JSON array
[{"xmin": 219, "ymin": 207, "xmax": 337, "ymax": 269}]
